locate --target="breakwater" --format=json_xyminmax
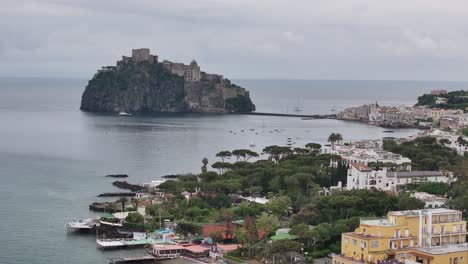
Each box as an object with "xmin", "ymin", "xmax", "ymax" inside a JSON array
[{"xmin": 237, "ymin": 112, "xmax": 337, "ymax": 119}]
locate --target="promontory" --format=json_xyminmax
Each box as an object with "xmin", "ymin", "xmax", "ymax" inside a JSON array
[{"xmin": 80, "ymin": 48, "xmax": 255, "ymax": 113}]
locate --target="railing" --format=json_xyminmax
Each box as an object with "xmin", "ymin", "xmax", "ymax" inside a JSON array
[
  {"xmin": 431, "ymin": 218, "xmax": 462, "ymax": 224},
  {"xmin": 332, "ymin": 255, "xmax": 366, "ymax": 264}
]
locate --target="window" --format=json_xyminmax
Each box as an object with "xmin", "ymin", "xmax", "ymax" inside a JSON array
[
  {"xmin": 360, "ymin": 242, "xmax": 366, "ymax": 248},
  {"xmin": 395, "ymin": 229, "xmax": 401, "ymax": 238},
  {"xmin": 352, "ymin": 239, "xmax": 357, "ymax": 246},
  {"xmin": 344, "ymin": 237, "xmax": 349, "ymax": 244},
  {"xmin": 370, "ymin": 241, "xmax": 379, "ymax": 248}
]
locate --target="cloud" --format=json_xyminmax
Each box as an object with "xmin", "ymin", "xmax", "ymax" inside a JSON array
[{"xmin": 1, "ymin": 0, "xmax": 468, "ymax": 80}]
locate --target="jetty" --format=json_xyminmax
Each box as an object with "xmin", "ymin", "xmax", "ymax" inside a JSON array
[
  {"xmin": 237, "ymin": 112, "xmax": 337, "ymax": 119},
  {"xmin": 108, "ymin": 255, "xmax": 155, "ymax": 264}
]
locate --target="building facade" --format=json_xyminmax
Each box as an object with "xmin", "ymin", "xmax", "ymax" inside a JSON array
[
  {"xmin": 333, "ymin": 209, "xmax": 467, "ymax": 264},
  {"xmin": 346, "ymin": 163, "xmax": 452, "ymax": 192}
]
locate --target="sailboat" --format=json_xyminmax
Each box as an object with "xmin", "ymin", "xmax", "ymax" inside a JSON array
[
  {"xmin": 293, "ymin": 99, "xmax": 303, "ymax": 112},
  {"xmin": 331, "ymin": 105, "xmax": 337, "ymax": 112}
]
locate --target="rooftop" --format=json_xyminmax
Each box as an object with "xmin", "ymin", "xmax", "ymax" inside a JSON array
[
  {"xmin": 386, "ymin": 171, "xmax": 444, "ymax": 178},
  {"xmin": 360, "ymin": 217, "xmax": 396, "ymax": 227},
  {"xmin": 351, "ymin": 162, "xmax": 371, "ymax": 172},
  {"xmin": 413, "ymin": 244, "xmax": 468, "ymax": 255},
  {"xmin": 389, "ymin": 208, "xmax": 461, "ymax": 216}
]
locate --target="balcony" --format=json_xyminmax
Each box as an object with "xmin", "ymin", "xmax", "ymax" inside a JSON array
[
  {"xmin": 430, "ymin": 230, "xmax": 467, "ymax": 236},
  {"xmin": 332, "ymin": 254, "xmax": 366, "ymax": 264}
]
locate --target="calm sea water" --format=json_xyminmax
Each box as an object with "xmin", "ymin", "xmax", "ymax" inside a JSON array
[{"xmin": 1, "ymin": 78, "xmax": 467, "ymax": 264}]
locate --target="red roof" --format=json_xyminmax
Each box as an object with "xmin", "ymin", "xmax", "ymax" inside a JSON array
[
  {"xmin": 217, "ymin": 244, "xmax": 240, "ymax": 252},
  {"xmin": 137, "ymin": 200, "xmax": 152, "ymax": 207},
  {"xmin": 351, "ymin": 163, "xmax": 371, "ymax": 172},
  {"xmin": 184, "ymin": 245, "xmax": 209, "ymax": 253}
]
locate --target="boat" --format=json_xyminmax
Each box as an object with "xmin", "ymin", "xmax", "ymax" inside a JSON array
[
  {"xmin": 249, "ymin": 142, "xmax": 256, "ymax": 147},
  {"xmin": 293, "ymin": 99, "xmax": 303, "ymax": 112},
  {"xmin": 118, "ymin": 111, "xmax": 132, "ymax": 116},
  {"xmin": 293, "ymin": 106, "xmax": 302, "ymax": 112},
  {"xmin": 383, "ymin": 130, "xmax": 395, "ymax": 133},
  {"xmin": 65, "ymin": 218, "xmax": 100, "ymax": 233},
  {"xmin": 331, "ymin": 105, "xmax": 337, "ymax": 112}
]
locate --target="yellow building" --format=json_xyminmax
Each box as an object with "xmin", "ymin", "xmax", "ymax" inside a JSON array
[{"xmin": 333, "ymin": 208, "xmax": 467, "ymax": 264}]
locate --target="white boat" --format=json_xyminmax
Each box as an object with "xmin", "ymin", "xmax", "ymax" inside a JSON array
[
  {"xmin": 65, "ymin": 218, "xmax": 100, "ymax": 233},
  {"xmin": 249, "ymin": 142, "xmax": 256, "ymax": 147},
  {"xmin": 118, "ymin": 111, "xmax": 132, "ymax": 116},
  {"xmin": 293, "ymin": 106, "xmax": 302, "ymax": 112}
]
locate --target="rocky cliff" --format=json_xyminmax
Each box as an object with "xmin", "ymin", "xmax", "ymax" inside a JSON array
[{"xmin": 80, "ymin": 56, "xmax": 255, "ymax": 113}]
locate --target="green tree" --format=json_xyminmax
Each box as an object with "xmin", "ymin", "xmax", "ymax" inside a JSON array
[
  {"xmin": 262, "ymin": 145, "xmax": 292, "ymax": 163},
  {"xmin": 216, "ymin": 151, "xmax": 232, "ymax": 163},
  {"xmin": 201, "ymin": 157, "xmax": 209, "ymax": 173},
  {"xmin": 175, "ymin": 221, "xmax": 202, "ymax": 237},
  {"xmin": 118, "ymin": 197, "xmax": 128, "ymax": 212},
  {"xmin": 232, "ymin": 149, "xmax": 259, "ymax": 162},
  {"xmin": 266, "ymin": 195, "xmax": 291, "ymax": 217},
  {"xmin": 211, "ymin": 162, "xmax": 232, "ymax": 174},
  {"xmin": 125, "ymin": 212, "xmax": 144, "ymax": 224},
  {"xmin": 256, "ymin": 213, "xmax": 279, "ymax": 236},
  {"xmin": 397, "ymin": 194, "xmax": 425, "ymax": 210},
  {"xmin": 328, "ymin": 133, "xmax": 343, "ymax": 148}
]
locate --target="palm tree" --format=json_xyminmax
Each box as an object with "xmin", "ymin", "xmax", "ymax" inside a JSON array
[
  {"xmin": 201, "ymin": 157, "xmax": 208, "ymax": 173},
  {"xmin": 328, "ymin": 133, "xmax": 337, "ymax": 148},
  {"xmin": 118, "ymin": 197, "xmax": 128, "ymax": 212}
]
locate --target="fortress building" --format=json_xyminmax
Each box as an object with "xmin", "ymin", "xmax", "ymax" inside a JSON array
[
  {"xmin": 162, "ymin": 59, "xmax": 201, "ymax": 82},
  {"xmin": 116, "ymin": 48, "xmax": 204, "ymax": 82}
]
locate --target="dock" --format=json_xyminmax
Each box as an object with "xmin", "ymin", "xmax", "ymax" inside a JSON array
[
  {"xmin": 237, "ymin": 112, "xmax": 337, "ymax": 119},
  {"xmin": 108, "ymin": 254, "xmax": 155, "ymax": 264},
  {"xmin": 97, "ymin": 238, "xmax": 157, "ymax": 250}
]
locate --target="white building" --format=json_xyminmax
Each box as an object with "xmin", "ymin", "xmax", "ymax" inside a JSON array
[
  {"xmin": 411, "ymin": 192, "xmax": 448, "ymax": 209},
  {"xmin": 346, "ymin": 163, "xmax": 453, "ymax": 192},
  {"xmin": 323, "ymin": 144, "xmax": 412, "ymax": 169}
]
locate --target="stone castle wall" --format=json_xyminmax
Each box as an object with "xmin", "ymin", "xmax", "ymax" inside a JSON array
[{"xmin": 162, "ymin": 60, "xmax": 201, "ymax": 82}]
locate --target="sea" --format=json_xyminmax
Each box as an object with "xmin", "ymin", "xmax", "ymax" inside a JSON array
[{"xmin": 1, "ymin": 78, "xmax": 467, "ymax": 264}]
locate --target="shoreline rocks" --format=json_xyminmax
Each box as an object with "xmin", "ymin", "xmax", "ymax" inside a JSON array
[
  {"xmin": 97, "ymin": 192, "xmax": 135, "ymax": 197},
  {"xmin": 112, "ymin": 181, "xmax": 145, "ymax": 192},
  {"xmin": 105, "ymin": 174, "xmax": 129, "ymax": 178}
]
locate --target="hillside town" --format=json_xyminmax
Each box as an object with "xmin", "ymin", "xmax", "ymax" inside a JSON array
[{"xmin": 337, "ymin": 90, "xmax": 468, "ymax": 129}]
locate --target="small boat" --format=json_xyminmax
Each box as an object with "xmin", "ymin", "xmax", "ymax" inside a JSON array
[
  {"xmin": 293, "ymin": 106, "xmax": 303, "ymax": 112},
  {"xmin": 383, "ymin": 130, "xmax": 395, "ymax": 133},
  {"xmin": 331, "ymin": 105, "xmax": 337, "ymax": 112},
  {"xmin": 249, "ymin": 142, "xmax": 256, "ymax": 147},
  {"xmin": 118, "ymin": 111, "xmax": 132, "ymax": 116}
]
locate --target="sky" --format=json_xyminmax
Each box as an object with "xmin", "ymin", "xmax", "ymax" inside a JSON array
[{"xmin": 2, "ymin": 0, "xmax": 468, "ymax": 80}]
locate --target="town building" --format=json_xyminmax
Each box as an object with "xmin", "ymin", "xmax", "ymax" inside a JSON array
[
  {"xmin": 429, "ymin": 109, "xmax": 463, "ymax": 121},
  {"xmin": 332, "ymin": 208, "xmax": 467, "ymax": 264},
  {"xmin": 411, "ymin": 192, "xmax": 448, "ymax": 209},
  {"xmin": 346, "ymin": 163, "xmax": 453, "ymax": 192},
  {"xmin": 323, "ymin": 145, "xmax": 412, "ymax": 169},
  {"xmin": 431, "ymin": 90, "xmax": 448, "ymax": 96}
]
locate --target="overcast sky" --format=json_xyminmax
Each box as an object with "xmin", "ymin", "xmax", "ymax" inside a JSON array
[{"xmin": 3, "ymin": 0, "xmax": 468, "ymax": 80}]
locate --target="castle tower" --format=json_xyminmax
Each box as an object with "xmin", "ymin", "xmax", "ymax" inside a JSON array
[
  {"xmin": 188, "ymin": 59, "xmax": 201, "ymax": 81},
  {"xmin": 132, "ymin": 48, "xmax": 151, "ymax": 62}
]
